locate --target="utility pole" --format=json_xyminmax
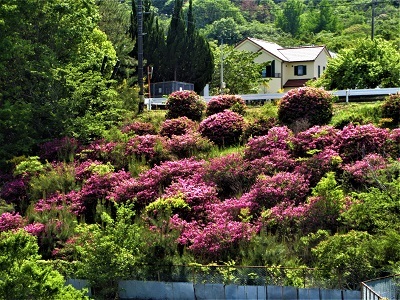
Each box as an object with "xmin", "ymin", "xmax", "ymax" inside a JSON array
[{"xmin": 137, "ymin": 0, "xmax": 145, "ymax": 113}]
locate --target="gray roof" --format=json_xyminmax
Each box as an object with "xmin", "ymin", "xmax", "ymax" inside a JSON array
[{"xmin": 243, "ymin": 37, "xmax": 330, "ymax": 62}]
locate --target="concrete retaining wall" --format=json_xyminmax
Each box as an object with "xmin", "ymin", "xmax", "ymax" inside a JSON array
[{"xmin": 66, "ymin": 279, "xmax": 361, "ymax": 300}]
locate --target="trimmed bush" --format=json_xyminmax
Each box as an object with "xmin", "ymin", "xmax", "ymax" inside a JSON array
[
  {"xmin": 278, "ymin": 87, "xmax": 334, "ymax": 130},
  {"xmin": 165, "ymin": 90, "xmax": 206, "ymax": 121},
  {"xmin": 199, "ymin": 110, "xmax": 245, "ymax": 147},
  {"xmin": 381, "ymin": 93, "xmax": 400, "ymax": 126},
  {"xmin": 206, "ymin": 94, "xmax": 246, "ymax": 116},
  {"xmin": 121, "ymin": 121, "xmax": 157, "ymax": 136},
  {"xmin": 159, "ymin": 117, "xmax": 197, "ymax": 138},
  {"xmin": 166, "ymin": 131, "xmax": 214, "ymax": 159}
]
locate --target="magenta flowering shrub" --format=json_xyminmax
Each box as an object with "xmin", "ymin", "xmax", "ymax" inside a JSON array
[
  {"xmin": 295, "ymin": 148, "xmax": 342, "ymax": 187},
  {"xmin": 165, "ymin": 90, "xmax": 206, "ymax": 121},
  {"xmin": 162, "ymin": 174, "xmax": 219, "ymax": 220},
  {"xmin": 74, "ymin": 160, "xmax": 105, "ymax": 181},
  {"xmin": 203, "ymin": 153, "xmax": 249, "ymax": 199},
  {"xmin": 159, "ymin": 117, "xmax": 197, "ymax": 138},
  {"xmin": 240, "ymin": 172, "xmax": 309, "ymax": 210},
  {"xmin": 206, "ymin": 95, "xmax": 246, "ymax": 116},
  {"xmin": 291, "ymin": 125, "xmax": 339, "ymax": 157},
  {"xmin": 0, "ymin": 212, "xmax": 24, "ymax": 232},
  {"xmin": 342, "ymin": 154, "xmax": 388, "ymax": 187},
  {"xmin": 166, "ymin": 131, "xmax": 214, "ymax": 159},
  {"xmin": 387, "ymin": 128, "xmax": 400, "ymax": 158},
  {"xmin": 199, "ymin": 110, "xmax": 245, "ymax": 147},
  {"xmin": 125, "ymin": 134, "xmax": 170, "ymax": 165},
  {"xmin": 121, "ymin": 121, "xmax": 157, "ymax": 136},
  {"xmin": 278, "ymin": 87, "xmax": 333, "ymax": 127},
  {"xmin": 244, "ymin": 126, "xmax": 293, "ymax": 160},
  {"xmin": 334, "ymin": 124, "xmax": 390, "ymax": 163},
  {"xmin": 0, "ymin": 176, "xmax": 29, "ymax": 210},
  {"xmin": 78, "ymin": 139, "xmax": 118, "ymax": 162},
  {"xmin": 34, "ymin": 191, "xmax": 84, "ymax": 216},
  {"xmin": 111, "ymin": 158, "xmax": 206, "ymax": 209},
  {"xmin": 244, "ymin": 149, "xmax": 297, "ymax": 179},
  {"xmin": 24, "ymin": 222, "xmax": 46, "ymax": 236},
  {"xmin": 38, "ymin": 137, "xmax": 79, "ymax": 162}
]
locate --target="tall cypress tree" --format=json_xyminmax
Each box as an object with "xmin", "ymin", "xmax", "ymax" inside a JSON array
[{"xmin": 165, "ymin": 0, "xmax": 187, "ymax": 81}]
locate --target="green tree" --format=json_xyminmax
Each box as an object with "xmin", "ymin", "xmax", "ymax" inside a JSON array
[
  {"xmin": 210, "ymin": 44, "xmax": 266, "ymax": 95},
  {"xmin": 276, "ymin": 0, "xmax": 305, "ymax": 36},
  {"xmin": 201, "ymin": 17, "xmax": 243, "ymax": 45},
  {"xmin": 312, "ymin": 38, "xmax": 400, "ymax": 89},
  {"xmin": 0, "ymin": 230, "xmax": 88, "ymax": 300}
]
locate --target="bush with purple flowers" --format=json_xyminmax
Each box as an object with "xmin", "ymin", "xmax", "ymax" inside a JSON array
[
  {"xmin": 199, "ymin": 110, "xmax": 245, "ymax": 147},
  {"xmin": 165, "ymin": 90, "xmax": 206, "ymax": 121},
  {"xmin": 159, "ymin": 117, "xmax": 197, "ymax": 138},
  {"xmin": 206, "ymin": 95, "xmax": 246, "ymax": 116},
  {"xmin": 278, "ymin": 87, "xmax": 334, "ymax": 129},
  {"xmin": 121, "ymin": 121, "xmax": 157, "ymax": 136}
]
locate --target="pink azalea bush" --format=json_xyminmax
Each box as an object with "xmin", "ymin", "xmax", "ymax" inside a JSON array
[
  {"xmin": 243, "ymin": 117, "xmax": 278, "ymax": 140},
  {"xmin": 0, "ymin": 212, "xmax": 24, "ymax": 232},
  {"xmin": 240, "ymin": 171, "xmax": 309, "ymax": 211},
  {"xmin": 165, "ymin": 90, "xmax": 206, "ymax": 121},
  {"xmin": 121, "ymin": 121, "xmax": 157, "ymax": 136},
  {"xmin": 159, "ymin": 117, "xmax": 197, "ymax": 138},
  {"xmin": 290, "ymin": 125, "xmax": 339, "ymax": 157},
  {"xmin": 342, "ymin": 154, "xmax": 388, "ymax": 186},
  {"xmin": 199, "ymin": 110, "xmax": 245, "ymax": 147},
  {"xmin": 166, "ymin": 131, "xmax": 214, "ymax": 159},
  {"xmin": 244, "ymin": 126, "xmax": 293, "ymax": 160},
  {"xmin": 38, "ymin": 136, "xmax": 78, "ymax": 162},
  {"xmin": 125, "ymin": 134, "xmax": 170, "ymax": 165},
  {"xmin": 278, "ymin": 87, "xmax": 333, "ymax": 128},
  {"xmin": 333, "ymin": 124, "xmax": 390, "ymax": 163},
  {"xmin": 206, "ymin": 94, "xmax": 246, "ymax": 116}
]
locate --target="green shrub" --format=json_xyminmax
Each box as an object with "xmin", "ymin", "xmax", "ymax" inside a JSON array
[
  {"xmin": 165, "ymin": 90, "xmax": 206, "ymax": 121},
  {"xmin": 278, "ymin": 87, "xmax": 334, "ymax": 130},
  {"xmin": 381, "ymin": 93, "xmax": 400, "ymax": 126}
]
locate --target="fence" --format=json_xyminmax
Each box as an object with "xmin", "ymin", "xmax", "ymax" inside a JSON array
[{"xmin": 362, "ymin": 275, "xmax": 400, "ymax": 300}]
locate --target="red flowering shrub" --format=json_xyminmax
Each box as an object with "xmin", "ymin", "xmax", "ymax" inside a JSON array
[
  {"xmin": 381, "ymin": 93, "xmax": 400, "ymax": 126},
  {"xmin": 199, "ymin": 110, "xmax": 245, "ymax": 147},
  {"xmin": 240, "ymin": 171, "xmax": 309, "ymax": 210},
  {"xmin": 159, "ymin": 117, "xmax": 197, "ymax": 138},
  {"xmin": 244, "ymin": 126, "xmax": 293, "ymax": 160},
  {"xmin": 166, "ymin": 131, "xmax": 214, "ymax": 159},
  {"xmin": 278, "ymin": 87, "xmax": 333, "ymax": 128},
  {"xmin": 206, "ymin": 95, "xmax": 246, "ymax": 116},
  {"xmin": 165, "ymin": 90, "xmax": 206, "ymax": 121},
  {"xmin": 0, "ymin": 212, "xmax": 23, "ymax": 232},
  {"xmin": 121, "ymin": 121, "xmax": 157, "ymax": 136},
  {"xmin": 290, "ymin": 125, "xmax": 340, "ymax": 157},
  {"xmin": 333, "ymin": 123, "xmax": 390, "ymax": 163}
]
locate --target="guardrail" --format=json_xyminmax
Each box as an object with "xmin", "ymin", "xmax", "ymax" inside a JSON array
[
  {"xmin": 145, "ymin": 87, "xmax": 400, "ymax": 110},
  {"xmin": 362, "ymin": 274, "xmax": 400, "ymax": 300}
]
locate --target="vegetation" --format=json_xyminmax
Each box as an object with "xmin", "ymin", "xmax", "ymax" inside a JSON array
[{"xmin": 0, "ymin": 0, "xmax": 399, "ymax": 298}]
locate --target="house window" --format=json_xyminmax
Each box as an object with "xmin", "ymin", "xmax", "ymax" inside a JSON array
[
  {"xmin": 262, "ymin": 60, "xmax": 275, "ymax": 78},
  {"xmin": 318, "ymin": 65, "xmax": 321, "ymax": 78},
  {"xmin": 294, "ymin": 65, "xmax": 307, "ymax": 76}
]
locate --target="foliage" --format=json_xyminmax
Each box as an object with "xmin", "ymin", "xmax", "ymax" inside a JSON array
[
  {"xmin": 159, "ymin": 117, "xmax": 197, "ymax": 138},
  {"xmin": 209, "ymin": 43, "xmax": 266, "ymax": 95},
  {"xmin": 311, "ymin": 38, "xmax": 400, "ymax": 90},
  {"xmin": 166, "ymin": 131, "xmax": 215, "ymax": 159},
  {"xmin": 199, "ymin": 110, "xmax": 245, "ymax": 147},
  {"xmin": 278, "ymin": 87, "xmax": 334, "ymax": 130},
  {"xmin": 0, "ymin": 230, "xmax": 88, "ymax": 299},
  {"xmin": 381, "ymin": 93, "xmax": 400, "ymax": 126},
  {"xmin": 276, "ymin": 0, "xmax": 304, "ymax": 37},
  {"xmin": 121, "ymin": 121, "xmax": 157, "ymax": 136},
  {"xmin": 206, "ymin": 95, "xmax": 247, "ymax": 116},
  {"xmin": 165, "ymin": 90, "xmax": 206, "ymax": 121}
]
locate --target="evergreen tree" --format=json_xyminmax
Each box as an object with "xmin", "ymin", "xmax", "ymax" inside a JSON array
[
  {"xmin": 315, "ymin": 0, "xmax": 337, "ymax": 33},
  {"xmin": 276, "ymin": 0, "xmax": 304, "ymax": 36}
]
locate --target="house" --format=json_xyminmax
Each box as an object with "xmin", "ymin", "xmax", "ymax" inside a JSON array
[{"xmin": 234, "ymin": 37, "xmax": 333, "ymax": 93}]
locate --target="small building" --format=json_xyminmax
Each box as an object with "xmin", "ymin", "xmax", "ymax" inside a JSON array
[
  {"xmin": 150, "ymin": 81, "xmax": 194, "ymax": 98},
  {"xmin": 234, "ymin": 37, "xmax": 334, "ymax": 93}
]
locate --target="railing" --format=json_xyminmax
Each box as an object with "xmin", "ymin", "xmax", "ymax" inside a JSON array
[
  {"xmin": 145, "ymin": 87, "xmax": 400, "ymax": 109},
  {"xmin": 362, "ymin": 274, "xmax": 400, "ymax": 300}
]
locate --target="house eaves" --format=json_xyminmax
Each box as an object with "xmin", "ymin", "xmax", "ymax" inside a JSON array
[{"xmin": 278, "ymin": 46, "xmax": 326, "ymax": 62}]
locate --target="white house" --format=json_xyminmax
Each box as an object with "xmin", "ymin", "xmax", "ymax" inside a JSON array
[{"xmin": 234, "ymin": 37, "xmax": 333, "ymax": 93}]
